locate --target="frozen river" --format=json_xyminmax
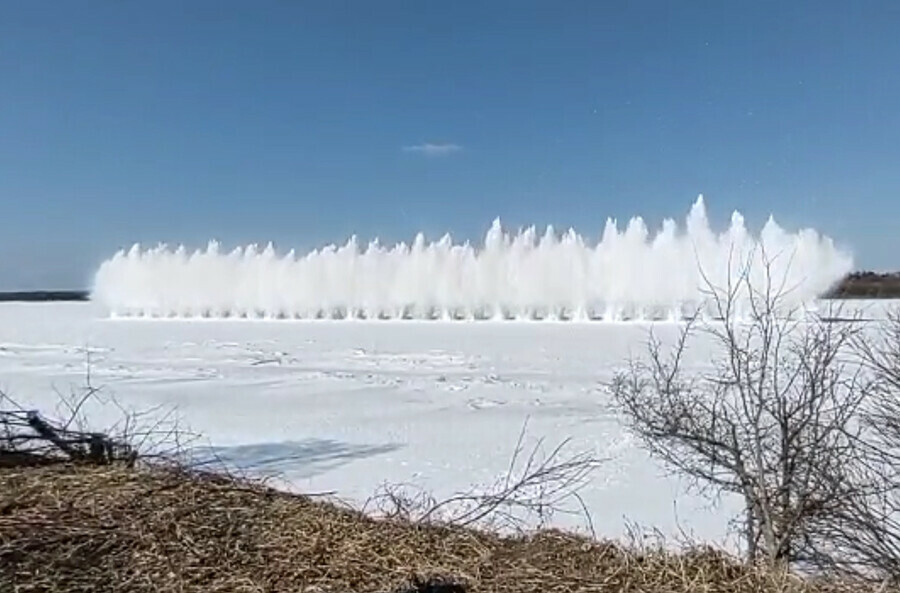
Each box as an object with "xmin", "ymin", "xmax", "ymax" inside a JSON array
[{"xmin": 1, "ymin": 300, "xmax": 893, "ymax": 544}]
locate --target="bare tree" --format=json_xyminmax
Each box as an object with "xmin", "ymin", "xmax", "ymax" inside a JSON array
[
  {"xmin": 610, "ymin": 252, "xmax": 870, "ymax": 568},
  {"xmin": 856, "ymin": 309, "xmax": 900, "ymax": 452},
  {"xmin": 812, "ymin": 307, "xmax": 900, "ymax": 582}
]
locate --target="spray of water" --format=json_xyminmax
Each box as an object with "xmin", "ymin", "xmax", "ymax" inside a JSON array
[{"xmin": 92, "ymin": 196, "xmax": 852, "ymax": 321}]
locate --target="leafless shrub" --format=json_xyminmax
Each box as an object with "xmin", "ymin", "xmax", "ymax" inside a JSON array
[
  {"xmin": 1, "ymin": 354, "xmax": 196, "ymax": 467},
  {"xmin": 610, "ymin": 250, "xmax": 870, "ymax": 569},
  {"xmin": 367, "ymin": 421, "xmax": 602, "ymax": 535}
]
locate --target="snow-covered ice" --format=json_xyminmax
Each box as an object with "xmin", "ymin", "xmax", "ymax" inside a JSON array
[{"xmin": 1, "ymin": 301, "xmax": 893, "ymax": 545}]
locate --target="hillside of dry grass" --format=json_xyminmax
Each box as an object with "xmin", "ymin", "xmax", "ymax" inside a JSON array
[{"xmin": 0, "ymin": 461, "xmax": 887, "ymax": 593}]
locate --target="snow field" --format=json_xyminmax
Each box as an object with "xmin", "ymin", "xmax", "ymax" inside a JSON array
[{"xmin": 3, "ymin": 301, "xmax": 893, "ymax": 544}]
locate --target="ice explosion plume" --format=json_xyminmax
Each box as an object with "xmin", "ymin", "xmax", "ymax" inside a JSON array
[{"xmin": 93, "ymin": 197, "xmax": 852, "ymax": 321}]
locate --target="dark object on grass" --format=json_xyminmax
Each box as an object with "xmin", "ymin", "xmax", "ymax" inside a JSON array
[
  {"xmin": 394, "ymin": 576, "xmax": 467, "ymax": 593},
  {"xmin": 1, "ymin": 409, "xmax": 134, "ymax": 466}
]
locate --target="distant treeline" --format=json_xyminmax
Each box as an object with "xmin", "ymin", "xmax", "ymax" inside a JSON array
[
  {"xmin": 0, "ymin": 274, "xmax": 898, "ymax": 303},
  {"xmin": 825, "ymin": 272, "xmax": 900, "ymax": 299},
  {"xmin": 0, "ymin": 291, "xmax": 89, "ymax": 302}
]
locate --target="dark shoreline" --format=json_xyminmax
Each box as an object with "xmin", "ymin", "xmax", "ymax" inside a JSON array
[
  {"xmin": 823, "ymin": 272, "xmax": 900, "ymax": 299},
  {"xmin": 0, "ymin": 272, "xmax": 898, "ymax": 303},
  {"xmin": 0, "ymin": 291, "xmax": 89, "ymax": 302}
]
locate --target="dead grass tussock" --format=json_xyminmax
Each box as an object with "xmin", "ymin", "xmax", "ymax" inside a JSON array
[{"xmin": 0, "ymin": 463, "xmax": 887, "ymax": 593}]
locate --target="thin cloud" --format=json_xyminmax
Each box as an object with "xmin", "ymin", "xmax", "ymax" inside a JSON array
[{"xmin": 402, "ymin": 143, "xmax": 463, "ymax": 156}]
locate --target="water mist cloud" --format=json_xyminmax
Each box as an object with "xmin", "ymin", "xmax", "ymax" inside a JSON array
[{"xmin": 91, "ymin": 196, "xmax": 853, "ymax": 321}]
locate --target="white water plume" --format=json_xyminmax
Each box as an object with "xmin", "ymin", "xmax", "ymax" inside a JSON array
[{"xmin": 92, "ymin": 196, "xmax": 853, "ymax": 321}]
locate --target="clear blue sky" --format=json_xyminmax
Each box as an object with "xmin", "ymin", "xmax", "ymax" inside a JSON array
[{"xmin": 1, "ymin": 1, "xmax": 898, "ymax": 289}]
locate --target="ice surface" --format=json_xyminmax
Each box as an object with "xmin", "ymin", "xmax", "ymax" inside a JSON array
[
  {"xmin": 92, "ymin": 197, "xmax": 853, "ymax": 320},
  {"xmin": 1, "ymin": 301, "xmax": 894, "ymax": 544}
]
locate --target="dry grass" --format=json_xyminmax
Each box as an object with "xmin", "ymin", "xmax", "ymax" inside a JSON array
[{"xmin": 0, "ymin": 462, "xmax": 888, "ymax": 593}]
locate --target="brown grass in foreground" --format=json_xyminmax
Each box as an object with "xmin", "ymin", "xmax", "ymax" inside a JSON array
[{"xmin": 0, "ymin": 463, "xmax": 887, "ymax": 593}]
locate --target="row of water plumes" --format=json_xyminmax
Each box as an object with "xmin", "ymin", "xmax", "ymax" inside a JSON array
[{"xmin": 92, "ymin": 197, "xmax": 853, "ymax": 321}]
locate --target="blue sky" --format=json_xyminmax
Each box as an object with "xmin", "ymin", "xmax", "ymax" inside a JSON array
[{"xmin": 1, "ymin": 1, "xmax": 898, "ymax": 289}]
